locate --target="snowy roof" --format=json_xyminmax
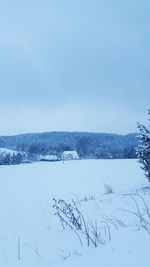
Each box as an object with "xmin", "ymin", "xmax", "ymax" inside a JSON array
[
  {"xmin": 40, "ymin": 155, "xmax": 58, "ymax": 160},
  {"xmin": 62, "ymin": 151, "xmax": 78, "ymax": 156},
  {"xmin": 62, "ymin": 151, "xmax": 79, "ymax": 159}
]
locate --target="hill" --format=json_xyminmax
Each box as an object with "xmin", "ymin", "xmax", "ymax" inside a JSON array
[{"xmin": 0, "ymin": 131, "xmax": 138, "ymax": 159}]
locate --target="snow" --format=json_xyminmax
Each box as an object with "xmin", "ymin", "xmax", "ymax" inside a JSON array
[
  {"xmin": 0, "ymin": 148, "xmax": 18, "ymax": 156},
  {"xmin": 0, "ymin": 159, "xmax": 149, "ymax": 267},
  {"xmin": 0, "ymin": 148, "xmax": 27, "ymax": 157},
  {"xmin": 62, "ymin": 151, "xmax": 79, "ymax": 160},
  {"xmin": 39, "ymin": 155, "xmax": 58, "ymax": 161}
]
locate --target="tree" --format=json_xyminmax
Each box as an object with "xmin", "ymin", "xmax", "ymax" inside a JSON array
[
  {"xmin": 137, "ymin": 110, "xmax": 150, "ymax": 181},
  {"xmin": 12, "ymin": 153, "xmax": 23, "ymax": 164},
  {"xmin": 123, "ymin": 146, "xmax": 136, "ymax": 159},
  {"xmin": 76, "ymin": 137, "xmax": 89, "ymax": 158},
  {"xmin": 0, "ymin": 153, "xmax": 11, "ymax": 165}
]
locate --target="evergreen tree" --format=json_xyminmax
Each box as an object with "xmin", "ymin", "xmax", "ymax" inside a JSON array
[{"xmin": 137, "ymin": 110, "xmax": 150, "ymax": 181}]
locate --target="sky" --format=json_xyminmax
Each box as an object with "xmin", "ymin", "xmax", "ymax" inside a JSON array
[{"xmin": 0, "ymin": 0, "xmax": 150, "ymax": 136}]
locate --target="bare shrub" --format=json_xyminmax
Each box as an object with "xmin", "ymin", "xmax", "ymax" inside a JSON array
[
  {"xmin": 52, "ymin": 198, "xmax": 112, "ymax": 247},
  {"xmin": 102, "ymin": 215, "xmax": 127, "ymax": 230},
  {"xmin": 104, "ymin": 183, "xmax": 114, "ymax": 194},
  {"xmin": 120, "ymin": 193, "xmax": 150, "ymax": 234}
]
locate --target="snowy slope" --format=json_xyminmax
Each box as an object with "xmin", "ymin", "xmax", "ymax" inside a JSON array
[{"xmin": 0, "ymin": 159, "xmax": 149, "ymax": 267}]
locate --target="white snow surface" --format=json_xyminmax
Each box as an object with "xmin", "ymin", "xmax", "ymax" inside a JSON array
[{"xmin": 0, "ymin": 159, "xmax": 149, "ymax": 267}]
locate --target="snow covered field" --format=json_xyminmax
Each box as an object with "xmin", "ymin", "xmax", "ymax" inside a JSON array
[{"xmin": 0, "ymin": 159, "xmax": 149, "ymax": 267}]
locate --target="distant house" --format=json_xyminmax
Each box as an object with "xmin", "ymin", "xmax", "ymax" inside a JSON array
[
  {"xmin": 40, "ymin": 155, "xmax": 59, "ymax": 162},
  {"xmin": 61, "ymin": 151, "xmax": 79, "ymax": 161}
]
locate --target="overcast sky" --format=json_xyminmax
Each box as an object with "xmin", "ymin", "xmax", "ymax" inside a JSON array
[{"xmin": 0, "ymin": 0, "xmax": 150, "ymax": 135}]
